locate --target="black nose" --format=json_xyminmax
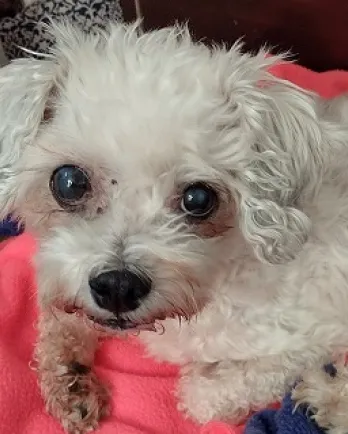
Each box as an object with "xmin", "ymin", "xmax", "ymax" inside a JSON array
[{"xmin": 89, "ymin": 269, "xmax": 152, "ymax": 313}]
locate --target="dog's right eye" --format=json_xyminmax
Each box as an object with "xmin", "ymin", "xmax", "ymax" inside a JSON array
[
  {"xmin": 180, "ymin": 182, "xmax": 218, "ymax": 220},
  {"xmin": 50, "ymin": 165, "xmax": 91, "ymax": 209}
]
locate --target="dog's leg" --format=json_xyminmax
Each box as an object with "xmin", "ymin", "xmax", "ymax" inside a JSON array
[
  {"xmin": 35, "ymin": 310, "xmax": 109, "ymax": 434},
  {"xmin": 292, "ymin": 364, "xmax": 348, "ymax": 434},
  {"xmin": 178, "ymin": 356, "xmax": 299, "ymax": 424}
]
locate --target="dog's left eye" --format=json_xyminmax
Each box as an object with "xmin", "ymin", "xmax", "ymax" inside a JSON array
[
  {"xmin": 50, "ymin": 165, "xmax": 91, "ymax": 208},
  {"xmin": 180, "ymin": 183, "xmax": 218, "ymax": 219}
]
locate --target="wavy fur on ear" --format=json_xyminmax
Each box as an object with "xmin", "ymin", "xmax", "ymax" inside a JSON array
[
  {"xmin": 216, "ymin": 49, "xmax": 328, "ymax": 264},
  {"xmin": 240, "ymin": 72, "xmax": 326, "ymax": 264},
  {"xmin": 0, "ymin": 58, "xmax": 55, "ymax": 221}
]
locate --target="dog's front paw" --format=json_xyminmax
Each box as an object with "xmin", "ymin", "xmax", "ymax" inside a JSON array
[
  {"xmin": 292, "ymin": 367, "xmax": 348, "ymax": 434},
  {"xmin": 40, "ymin": 361, "xmax": 109, "ymax": 434},
  {"xmin": 177, "ymin": 363, "xmax": 250, "ymax": 425}
]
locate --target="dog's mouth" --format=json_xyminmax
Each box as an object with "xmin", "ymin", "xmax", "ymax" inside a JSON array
[
  {"xmin": 88, "ymin": 315, "xmax": 158, "ymax": 331},
  {"xmin": 63, "ymin": 305, "xmax": 165, "ymax": 332}
]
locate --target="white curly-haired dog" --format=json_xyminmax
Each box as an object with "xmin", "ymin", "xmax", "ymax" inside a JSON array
[{"xmin": 1, "ymin": 22, "xmax": 348, "ymax": 434}]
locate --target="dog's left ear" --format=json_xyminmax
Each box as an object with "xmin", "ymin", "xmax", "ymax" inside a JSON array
[
  {"xmin": 219, "ymin": 49, "xmax": 328, "ymax": 264},
  {"xmin": 0, "ymin": 58, "xmax": 56, "ymax": 222}
]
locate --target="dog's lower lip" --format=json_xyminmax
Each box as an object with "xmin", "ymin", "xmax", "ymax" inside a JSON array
[
  {"xmin": 63, "ymin": 305, "xmax": 167, "ymax": 331},
  {"xmin": 88, "ymin": 315, "xmax": 157, "ymax": 331}
]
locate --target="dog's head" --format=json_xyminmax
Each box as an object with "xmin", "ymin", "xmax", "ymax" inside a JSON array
[{"xmin": 0, "ymin": 23, "xmax": 327, "ymax": 330}]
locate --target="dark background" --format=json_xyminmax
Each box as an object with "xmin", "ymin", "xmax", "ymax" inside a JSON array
[{"xmin": 120, "ymin": 0, "xmax": 348, "ymax": 72}]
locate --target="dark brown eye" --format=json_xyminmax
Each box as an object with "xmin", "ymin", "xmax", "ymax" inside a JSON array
[
  {"xmin": 181, "ymin": 183, "xmax": 218, "ymax": 219},
  {"xmin": 50, "ymin": 165, "xmax": 91, "ymax": 209}
]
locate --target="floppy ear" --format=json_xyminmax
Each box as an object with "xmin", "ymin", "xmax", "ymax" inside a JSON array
[
  {"xmin": 219, "ymin": 48, "xmax": 327, "ymax": 264},
  {"xmin": 0, "ymin": 58, "xmax": 55, "ymax": 221},
  {"xmin": 242, "ymin": 78, "xmax": 326, "ymax": 264}
]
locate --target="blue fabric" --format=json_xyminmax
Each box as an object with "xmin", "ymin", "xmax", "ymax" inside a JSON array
[
  {"xmin": 0, "ymin": 218, "xmax": 21, "ymax": 236},
  {"xmin": 245, "ymin": 393, "xmax": 322, "ymax": 434}
]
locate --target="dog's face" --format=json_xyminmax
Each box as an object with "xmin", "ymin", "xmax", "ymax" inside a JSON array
[{"xmin": 0, "ymin": 24, "xmax": 324, "ymax": 330}]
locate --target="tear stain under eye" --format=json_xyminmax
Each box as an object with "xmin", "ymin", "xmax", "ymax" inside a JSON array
[{"xmin": 196, "ymin": 202, "xmax": 235, "ymax": 238}]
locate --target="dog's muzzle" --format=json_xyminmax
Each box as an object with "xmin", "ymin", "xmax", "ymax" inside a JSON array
[{"xmin": 89, "ymin": 269, "xmax": 152, "ymax": 314}]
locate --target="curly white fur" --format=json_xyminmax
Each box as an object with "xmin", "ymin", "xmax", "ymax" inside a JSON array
[{"xmin": 1, "ymin": 22, "xmax": 348, "ymax": 433}]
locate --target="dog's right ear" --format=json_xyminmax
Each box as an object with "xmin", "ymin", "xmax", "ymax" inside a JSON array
[{"xmin": 0, "ymin": 58, "xmax": 56, "ymax": 221}]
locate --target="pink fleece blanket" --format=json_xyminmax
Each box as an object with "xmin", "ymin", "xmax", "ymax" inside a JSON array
[{"xmin": 1, "ymin": 64, "xmax": 348, "ymax": 434}]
